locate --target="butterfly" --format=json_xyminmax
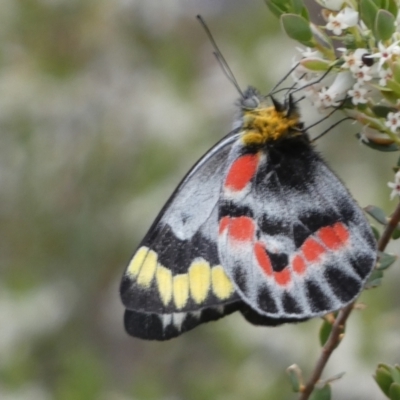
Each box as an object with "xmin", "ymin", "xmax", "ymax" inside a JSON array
[{"xmin": 120, "ymin": 87, "xmax": 376, "ymax": 340}]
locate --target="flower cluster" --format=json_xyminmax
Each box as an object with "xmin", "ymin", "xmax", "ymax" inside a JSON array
[
  {"xmin": 268, "ymin": 0, "xmax": 400, "ymax": 148},
  {"xmin": 267, "ymin": 0, "xmax": 400, "ymax": 199}
]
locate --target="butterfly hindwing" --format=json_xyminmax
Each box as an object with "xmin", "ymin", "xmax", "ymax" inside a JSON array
[
  {"xmin": 124, "ymin": 303, "xmax": 242, "ymax": 341},
  {"xmin": 218, "ymin": 135, "xmax": 376, "ymax": 320}
]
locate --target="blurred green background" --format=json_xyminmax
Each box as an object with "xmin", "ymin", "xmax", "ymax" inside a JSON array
[{"xmin": 1, "ymin": 1, "xmax": 399, "ymax": 399}]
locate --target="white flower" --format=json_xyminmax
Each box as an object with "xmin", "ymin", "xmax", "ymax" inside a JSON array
[
  {"xmin": 347, "ymin": 83, "xmax": 368, "ymax": 105},
  {"xmin": 388, "ymin": 171, "xmax": 400, "ymax": 200},
  {"xmin": 370, "ymin": 41, "xmax": 400, "ymax": 70},
  {"xmin": 328, "ymin": 70, "xmax": 354, "ymax": 93},
  {"xmin": 359, "ymin": 125, "xmax": 392, "ymax": 144},
  {"xmin": 318, "ymin": 87, "xmax": 341, "ymax": 107},
  {"xmin": 353, "ymin": 65, "xmax": 373, "ymax": 83},
  {"xmin": 385, "ymin": 111, "xmax": 400, "ymax": 133},
  {"xmin": 379, "ymin": 68, "xmax": 393, "ymax": 86},
  {"xmin": 296, "ymin": 47, "xmax": 322, "ymax": 59},
  {"xmin": 341, "ymin": 48, "xmax": 369, "ymax": 72},
  {"xmin": 326, "ymin": 7, "xmax": 359, "ymax": 35}
]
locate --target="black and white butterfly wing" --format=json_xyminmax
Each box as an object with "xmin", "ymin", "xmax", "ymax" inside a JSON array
[{"xmin": 217, "ymin": 136, "xmax": 376, "ymax": 321}]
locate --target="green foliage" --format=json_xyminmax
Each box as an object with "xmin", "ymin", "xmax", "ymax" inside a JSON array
[
  {"xmin": 375, "ymin": 364, "xmax": 400, "ymax": 399},
  {"xmin": 309, "ymin": 384, "xmax": 331, "ymax": 400}
]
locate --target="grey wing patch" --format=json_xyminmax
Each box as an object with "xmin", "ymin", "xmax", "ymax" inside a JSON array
[{"xmin": 121, "ymin": 133, "xmax": 241, "ymax": 314}]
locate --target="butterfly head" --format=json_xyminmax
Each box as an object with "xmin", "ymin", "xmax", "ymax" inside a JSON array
[{"xmin": 239, "ymin": 87, "xmax": 304, "ymax": 147}]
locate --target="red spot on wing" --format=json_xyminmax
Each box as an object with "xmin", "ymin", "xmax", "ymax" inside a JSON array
[
  {"xmin": 318, "ymin": 226, "xmax": 342, "ymax": 250},
  {"xmin": 292, "ymin": 254, "xmax": 306, "ymax": 275},
  {"xmin": 333, "ymin": 222, "xmax": 349, "ymax": 243},
  {"xmin": 224, "ymin": 154, "xmax": 259, "ymax": 191},
  {"xmin": 228, "ymin": 217, "xmax": 255, "ymax": 242},
  {"xmin": 274, "ymin": 269, "xmax": 291, "ymax": 286},
  {"xmin": 302, "ymin": 238, "xmax": 325, "ymax": 262},
  {"xmin": 219, "ymin": 216, "xmax": 230, "ymax": 235},
  {"xmin": 254, "ymin": 242, "xmax": 273, "ymax": 276}
]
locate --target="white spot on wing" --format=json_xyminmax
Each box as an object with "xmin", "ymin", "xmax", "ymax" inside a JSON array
[
  {"xmin": 172, "ymin": 312, "xmax": 186, "ymax": 330},
  {"xmin": 161, "ymin": 314, "xmax": 172, "ymax": 329}
]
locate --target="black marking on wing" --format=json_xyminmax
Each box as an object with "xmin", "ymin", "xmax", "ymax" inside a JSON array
[
  {"xmin": 233, "ymin": 267, "xmax": 248, "ymax": 296},
  {"xmin": 293, "ymin": 223, "xmax": 311, "ymax": 248},
  {"xmin": 305, "ymin": 280, "xmax": 332, "ymax": 312},
  {"xmin": 219, "ymin": 201, "xmax": 254, "ymax": 219},
  {"xmin": 336, "ymin": 196, "xmax": 356, "ymax": 222},
  {"xmin": 124, "ymin": 302, "xmax": 240, "ymax": 341},
  {"xmin": 143, "ymin": 225, "xmax": 219, "ymax": 274},
  {"xmin": 350, "ymin": 254, "xmax": 376, "ymax": 279},
  {"xmin": 324, "ymin": 267, "xmax": 361, "ymax": 303},
  {"xmin": 267, "ymin": 251, "xmax": 288, "ymax": 272},
  {"xmin": 259, "ymin": 214, "xmax": 290, "ymax": 236},
  {"xmin": 298, "ymin": 210, "xmax": 339, "ymax": 235},
  {"xmin": 240, "ymin": 304, "xmax": 308, "ymax": 326},
  {"xmin": 257, "ymin": 286, "xmax": 278, "ymax": 313},
  {"xmin": 283, "ymin": 292, "xmax": 302, "ymax": 314},
  {"xmin": 121, "ymin": 277, "xmax": 166, "ymax": 312}
]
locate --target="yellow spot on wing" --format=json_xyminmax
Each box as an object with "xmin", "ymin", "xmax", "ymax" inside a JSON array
[
  {"xmin": 156, "ymin": 265, "xmax": 173, "ymax": 305},
  {"xmin": 136, "ymin": 249, "xmax": 158, "ymax": 287},
  {"xmin": 173, "ymin": 274, "xmax": 189, "ymax": 309},
  {"xmin": 127, "ymin": 246, "xmax": 150, "ymax": 278},
  {"xmin": 211, "ymin": 265, "xmax": 234, "ymax": 300},
  {"xmin": 189, "ymin": 259, "xmax": 211, "ymax": 304}
]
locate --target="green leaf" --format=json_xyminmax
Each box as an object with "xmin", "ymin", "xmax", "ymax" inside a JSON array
[
  {"xmin": 392, "ymin": 63, "xmax": 400, "ymax": 84},
  {"xmin": 309, "ymin": 384, "xmax": 331, "ymax": 400},
  {"xmin": 365, "ymin": 269, "xmax": 383, "ymax": 288},
  {"xmin": 390, "ymin": 365, "xmax": 400, "ymax": 383},
  {"xmin": 390, "ymin": 383, "xmax": 400, "ymax": 400},
  {"xmin": 387, "ymin": 79, "xmax": 400, "ymax": 96},
  {"xmin": 375, "ymin": 10, "xmax": 396, "ymax": 41},
  {"xmin": 381, "ymin": 89, "xmax": 400, "ymax": 104},
  {"xmin": 377, "ymin": 251, "xmax": 397, "ymax": 270},
  {"xmin": 266, "ymin": 0, "xmax": 287, "ymax": 18},
  {"xmin": 300, "ymin": 5, "xmax": 310, "ymax": 21},
  {"xmin": 356, "ymin": 133, "xmax": 400, "ymax": 151},
  {"xmin": 281, "ymin": 14, "xmax": 313, "ymax": 45},
  {"xmin": 372, "ymin": 0, "xmax": 383, "ymax": 6},
  {"xmin": 360, "ymin": 0, "xmax": 380, "ymax": 31},
  {"xmin": 319, "ymin": 319, "xmax": 333, "ymax": 347},
  {"xmin": 266, "ymin": 0, "xmax": 294, "ymax": 17},
  {"xmin": 287, "ymin": 364, "xmax": 303, "ymax": 392},
  {"xmin": 300, "ymin": 58, "xmax": 331, "ymax": 71},
  {"xmin": 365, "ymin": 205, "xmax": 388, "ymax": 225},
  {"xmin": 375, "ymin": 364, "xmax": 394, "ymax": 397},
  {"xmin": 372, "ymin": 105, "xmax": 397, "ymax": 118},
  {"xmin": 292, "ymin": 0, "xmax": 306, "ymax": 15},
  {"xmin": 372, "ymin": 225, "xmax": 381, "ymax": 240},
  {"xmin": 392, "ymin": 228, "xmax": 400, "ymax": 239},
  {"xmin": 386, "ymin": 0, "xmax": 398, "ymax": 17}
]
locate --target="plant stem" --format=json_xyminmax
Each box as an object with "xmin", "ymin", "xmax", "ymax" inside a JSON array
[{"xmin": 298, "ymin": 202, "xmax": 400, "ymax": 400}]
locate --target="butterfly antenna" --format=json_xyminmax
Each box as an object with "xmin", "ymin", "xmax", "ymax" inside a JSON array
[
  {"xmin": 311, "ymin": 117, "xmax": 352, "ymax": 142},
  {"xmin": 269, "ymin": 63, "xmax": 300, "ymax": 95},
  {"xmin": 290, "ymin": 66, "xmax": 334, "ymax": 98},
  {"xmin": 197, "ymin": 15, "xmax": 244, "ymax": 98}
]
